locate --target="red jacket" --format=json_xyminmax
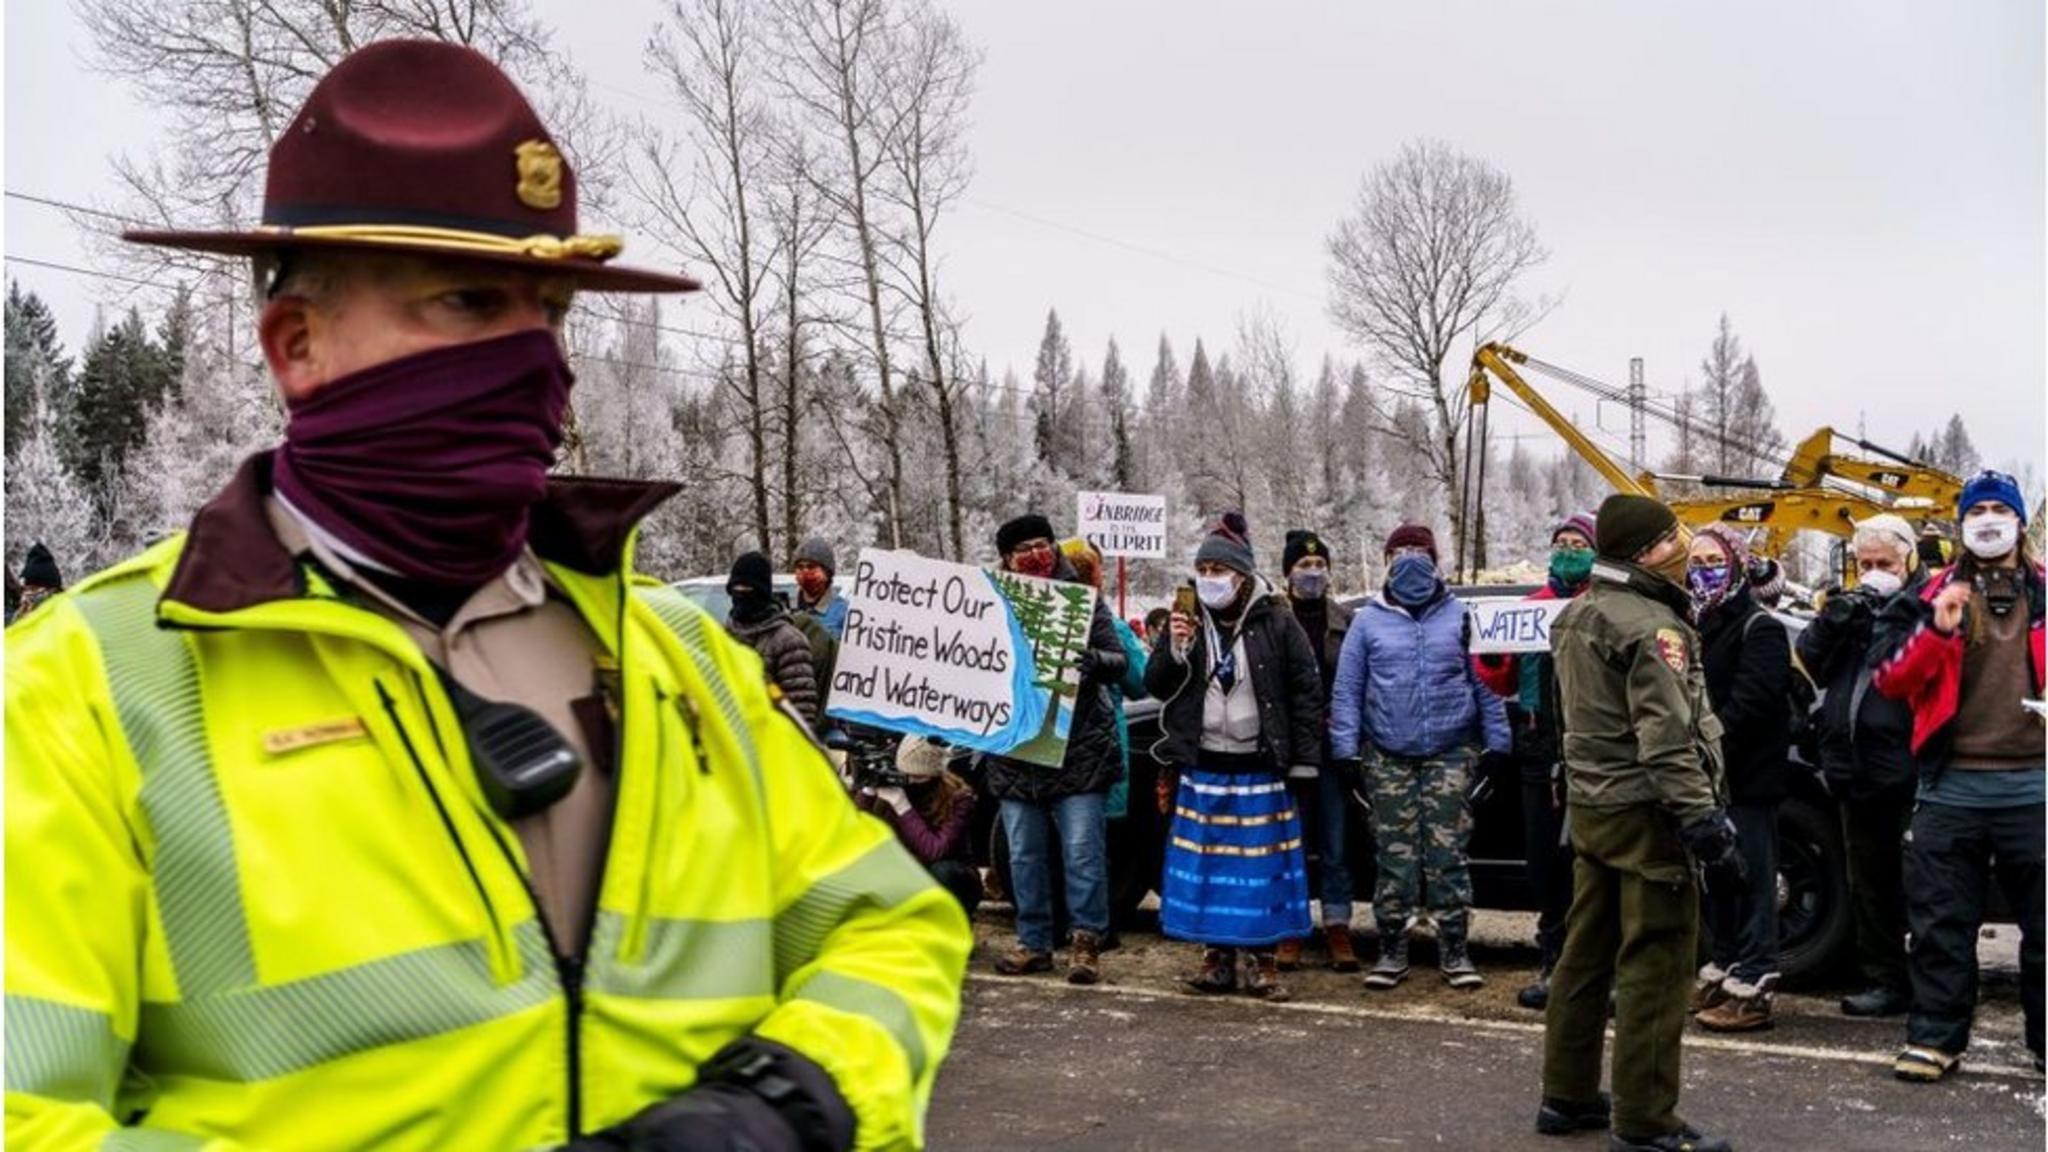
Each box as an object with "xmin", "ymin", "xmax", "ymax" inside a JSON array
[{"xmin": 1871, "ymin": 562, "xmax": 2046, "ymax": 757}]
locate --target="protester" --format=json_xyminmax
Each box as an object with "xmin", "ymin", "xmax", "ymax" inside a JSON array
[
  {"xmin": 725, "ymin": 550, "xmax": 823, "ymax": 725},
  {"xmin": 1540, "ymin": 493, "xmax": 1738, "ymax": 1152},
  {"xmin": 1746, "ymin": 555, "xmax": 1789, "ymax": 610},
  {"xmin": 1330, "ymin": 523, "xmax": 1510, "ymax": 991},
  {"xmin": 1275, "ymin": 528, "xmax": 1363, "ymax": 973},
  {"xmin": 1475, "ymin": 511, "xmax": 1597, "ymax": 1009},
  {"xmin": 987, "ymin": 513, "xmax": 1127, "ymax": 985},
  {"xmin": 791, "ymin": 535, "xmax": 848, "ymax": 637},
  {"xmin": 1061, "ymin": 538, "xmax": 1150, "ymax": 831},
  {"xmin": 3, "ymin": 41, "xmax": 969, "ymax": 1150},
  {"xmin": 1148, "ymin": 513, "xmax": 1321, "ymax": 1001},
  {"xmin": 1145, "ymin": 605, "xmax": 1171, "ymax": 643},
  {"xmin": 856, "ymin": 736, "xmax": 982, "ymax": 915},
  {"xmin": 1798, "ymin": 512, "xmax": 1927, "ymax": 1019},
  {"xmin": 1874, "ymin": 469, "xmax": 2044, "ymax": 1082},
  {"xmin": 9, "ymin": 541, "xmax": 63, "ymax": 623},
  {"xmin": 1685, "ymin": 524, "xmax": 1792, "ymax": 1034}
]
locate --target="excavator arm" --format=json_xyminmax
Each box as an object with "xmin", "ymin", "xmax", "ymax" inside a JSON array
[
  {"xmin": 1781, "ymin": 426, "xmax": 1962, "ymax": 509},
  {"xmin": 1469, "ymin": 343, "xmax": 1657, "ymax": 496}
]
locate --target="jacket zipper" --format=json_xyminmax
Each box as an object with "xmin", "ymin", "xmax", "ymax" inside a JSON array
[{"xmin": 401, "ymin": 667, "xmax": 594, "ymax": 1139}]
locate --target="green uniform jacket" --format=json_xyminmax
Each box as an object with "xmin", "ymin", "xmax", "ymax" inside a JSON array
[{"xmin": 1549, "ymin": 560, "xmax": 1726, "ymax": 824}]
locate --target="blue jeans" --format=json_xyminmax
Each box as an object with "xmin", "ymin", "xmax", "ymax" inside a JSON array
[
  {"xmin": 1298, "ymin": 766, "xmax": 1357, "ymax": 925},
  {"xmin": 1707, "ymin": 801, "xmax": 1780, "ymax": 984},
  {"xmin": 1002, "ymin": 793, "xmax": 1109, "ymax": 952}
]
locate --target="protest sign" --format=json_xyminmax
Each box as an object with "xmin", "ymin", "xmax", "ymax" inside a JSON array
[
  {"xmin": 1076, "ymin": 490, "xmax": 1168, "ymax": 559},
  {"xmin": 825, "ymin": 549, "xmax": 1099, "ymax": 767},
  {"xmin": 1465, "ymin": 596, "xmax": 1567, "ymax": 655}
]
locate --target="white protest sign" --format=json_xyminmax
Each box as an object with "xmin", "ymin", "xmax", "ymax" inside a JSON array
[
  {"xmin": 1466, "ymin": 596, "xmax": 1567, "ymax": 655},
  {"xmin": 826, "ymin": 549, "xmax": 1099, "ymax": 767},
  {"xmin": 1076, "ymin": 490, "xmax": 1168, "ymax": 559}
]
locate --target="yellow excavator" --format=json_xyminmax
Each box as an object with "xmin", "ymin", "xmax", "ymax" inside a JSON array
[
  {"xmin": 1777, "ymin": 425, "xmax": 1963, "ymax": 512},
  {"xmin": 1462, "ymin": 343, "xmax": 1904, "ymax": 581}
]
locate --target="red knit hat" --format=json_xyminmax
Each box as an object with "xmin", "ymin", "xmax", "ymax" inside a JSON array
[{"xmin": 1384, "ymin": 523, "xmax": 1438, "ymax": 562}]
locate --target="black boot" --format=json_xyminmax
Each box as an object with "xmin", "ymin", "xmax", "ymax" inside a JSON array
[
  {"xmin": 1609, "ymin": 1123, "xmax": 1732, "ymax": 1152},
  {"xmin": 1364, "ymin": 930, "xmax": 1409, "ymax": 990},
  {"xmin": 1839, "ymin": 986, "xmax": 1909, "ymax": 1017},
  {"xmin": 1535, "ymin": 1093, "xmax": 1611, "ymax": 1135}
]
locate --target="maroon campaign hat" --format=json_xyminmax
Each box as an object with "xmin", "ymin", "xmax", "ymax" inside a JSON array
[{"xmin": 124, "ymin": 40, "xmax": 698, "ymax": 294}]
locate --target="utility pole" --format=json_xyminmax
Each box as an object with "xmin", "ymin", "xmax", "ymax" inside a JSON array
[{"xmin": 1628, "ymin": 357, "xmax": 1647, "ymax": 472}]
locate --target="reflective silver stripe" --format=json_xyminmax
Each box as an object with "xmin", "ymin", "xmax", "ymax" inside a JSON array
[
  {"xmin": 789, "ymin": 970, "xmax": 928, "ymax": 1080},
  {"xmin": 101, "ymin": 1131, "xmax": 205, "ymax": 1151},
  {"xmin": 773, "ymin": 841, "xmax": 938, "ymax": 983},
  {"xmin": 134, "ymin": 922, "xmax": 557, "ymax": 1083},
  {"xmin": 635, "ymin": 587, "xmax": 764, "ymax": 793},
  {"xmin": 585, "ymin": 912, "xmax": 775, "ymax": 1002},
  {"xmin": 3, "ymin": 995, "xmax": 128, "ymax": 1107},
  {"xmin": 73, "ymin": 579, "xmax": 254, "ymax": 998}
]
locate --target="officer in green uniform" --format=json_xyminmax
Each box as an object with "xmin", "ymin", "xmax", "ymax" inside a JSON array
[{"xmin": 1535, "ymin": 494, "xmax": 1745, "ymax": 1152}]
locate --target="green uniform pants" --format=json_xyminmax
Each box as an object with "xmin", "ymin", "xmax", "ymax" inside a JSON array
[{"xmin": 1542, "ymin": 803, "xmax": 1698, "ymax": 1139}]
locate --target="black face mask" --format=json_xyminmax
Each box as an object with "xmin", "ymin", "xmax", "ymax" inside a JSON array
[{"xmin": 730, "ymin": 587, "xmax": 776, "ymax": 625}]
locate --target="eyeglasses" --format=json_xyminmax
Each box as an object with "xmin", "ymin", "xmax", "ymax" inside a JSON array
[
  {"xmin": 1009, "ymin": 539, "xmax": 1055, "ymax": 558},
  {"xmin": 1389, "ymin": 546, "xmax": 1432, "ymax": 559}
]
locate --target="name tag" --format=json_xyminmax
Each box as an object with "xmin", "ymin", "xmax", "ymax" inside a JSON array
[{"xmin": 263, "ymin": 717, "xmax": 368, "ymax": 755}]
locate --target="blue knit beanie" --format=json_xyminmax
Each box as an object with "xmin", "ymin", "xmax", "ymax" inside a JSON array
[{"xmin": 1958, "ymin": 469, "xmax": 2026, "ymax": 526}]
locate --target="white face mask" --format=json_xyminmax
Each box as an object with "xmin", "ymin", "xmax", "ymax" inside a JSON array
[
  {"xmin": 1962, "ymin": 513, "xmax": 2020, "ymax": 560},
  {"xmin": 1857, "ymin": 569, "xmax": 1903, "ymax": 598},
  {"xmin": 1196, "ymin": 574, "xmax": 1241, "ymax": 610}
]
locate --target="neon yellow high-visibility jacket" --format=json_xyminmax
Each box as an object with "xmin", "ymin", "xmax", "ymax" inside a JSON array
[{"xmin": 5, "ymin": 459, "xmax": 971, "ymax": 1151}]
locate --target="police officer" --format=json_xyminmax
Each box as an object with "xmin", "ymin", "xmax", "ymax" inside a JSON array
[
  {"xmin": 5, "ymin": 41, "xmax": 968, "ymax": 1152},
  {"xmin": 1536, "ymin": 493, "xmax": 1743, "ymax": 1152}
]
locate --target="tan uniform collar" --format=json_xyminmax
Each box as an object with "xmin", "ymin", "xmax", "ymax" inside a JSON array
[{"xmin": 161, "ymin": 450, "xmax": 680, "ymax": 616}]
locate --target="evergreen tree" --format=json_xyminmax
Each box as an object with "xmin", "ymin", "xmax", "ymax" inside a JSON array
[
  {"xmin": 1030, "ymin": 309, "xmax": 1073, "ymax": 473},
  {"xmin": 4, "ymin": 282, "xmax": 71, "ymax": 462},
  {"xmin": 63, "ymin": 308, "xmax": 172, "ymax": 501},
  {"xmin": 1099, "ymin": 337, "xmax": 1133, "ymax": 490}
]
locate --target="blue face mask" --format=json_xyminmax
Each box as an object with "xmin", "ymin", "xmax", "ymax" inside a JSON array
[
  {"xmin": 1289, "ymin": 569, "xmax": 1329, "ymax": 600},
  {"xmin": 1386, "ymin": 553, "xmax": 1441, "ymax": 607},
  {"xmin": 1687, "ymin": 565, "xmax": 1731, "ymax": 600}
]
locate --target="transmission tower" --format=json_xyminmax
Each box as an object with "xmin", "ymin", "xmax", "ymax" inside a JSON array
[{"xmin": 1628, "ymin": 357, "xmax": 1647, "ymax": 471}]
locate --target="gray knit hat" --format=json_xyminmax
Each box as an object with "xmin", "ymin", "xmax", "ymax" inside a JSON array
[
  {"xmin": 793, "ymin": 536, "xmax": 836, "ymax": 575},
  {"xmin": 1193, "ymin": 511, "xmax": 1256, "ymax": 577}
]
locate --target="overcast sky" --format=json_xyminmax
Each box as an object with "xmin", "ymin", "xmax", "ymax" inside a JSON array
[{"xmin": 7, "ymin": 0, "xmax": 2044, "ymax": 477}]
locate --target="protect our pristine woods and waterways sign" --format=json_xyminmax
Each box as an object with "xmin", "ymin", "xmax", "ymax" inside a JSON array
[
  {"xmin": 1076, "ymin": 490, "xmax": 1167, "ymax": 559},
  {"xmin": 825, "ymin": 549, "xmax": 1100, "ymax": 768},
  {"xmin": 1465, "ymin": 596, "xmax": 1567, "ymax": 655}
]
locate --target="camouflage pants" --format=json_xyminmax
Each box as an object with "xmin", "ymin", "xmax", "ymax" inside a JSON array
[{"xmin": 1367, "ymin": 749, "xmax": 1476, "ymax": 941}]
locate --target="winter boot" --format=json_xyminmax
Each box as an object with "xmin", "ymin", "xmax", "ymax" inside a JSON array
[
  {"xmin": 1275, "ymin": 936, "xmax": 1305, "ymax": 971},
  {"xmin": 1180, "ymin": 947, "xmax": 1239, "ymax": 995},
  {"xmin": 1839, "ymin": 986, "xmax": 1909, "ymax": 1018},
  {"xmin": 1517, "ymin": 966, "xmax": 1553, "ymax": 1011},
  {"xmin": 1695, "ymin": 974, "xmax": 1775, "ymax": 1033},
  {"xmin": 1607, "ymin": 1123, "xmax": 1732, "ymax": 1152},
  {"xmin": 1535, "ymin": 1092, "xmax": 1612, "ymax": 1136},
  {"xmin": 1364, "ymin": 930, "xmax": 1409, "ymax": 991},
  {"xmin": 1066, "ymin": 930, "xmax": 1103, "ymax": 986},
  {"xmin": 1325, "ymin": 923, "xmax": 1361, "ymax": 972},
  {"xmin": 1245, "ymin": 951, "xmax": 1293, "ymax": 1002},
  {"xmin": 1688, "ymin": 965, "xmax": 1729, "ymax": 1015},
  {"xmin": 1440, "ymin": 935, "xmax": 1485, "ymax": 990},
  {"xmin": 993, "ymin": 944, "xmax": 1053, "ymax": 976}
]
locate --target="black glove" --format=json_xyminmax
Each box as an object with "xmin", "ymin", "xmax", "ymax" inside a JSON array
[
  {"xmin": 1679, "ymin": 810, "xmax": 1747, "ymax": 889},
  {"xmin": 566, "ymin": 1040, "xmax": 854, "ymax": 1152},
  {"xmin": 1477, "ymin": 750, "xmax": 1514, "ymax": 783}
]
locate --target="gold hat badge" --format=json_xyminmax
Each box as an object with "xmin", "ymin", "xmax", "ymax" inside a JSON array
[{"xmin": 514, "ymin": 140, "xmax": 564, "ymax": 210}]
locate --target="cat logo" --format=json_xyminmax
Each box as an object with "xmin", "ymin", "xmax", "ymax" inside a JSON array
[
  {"xmin": 1873, "ymin": 471, "xmax": 1908, "ymax": 489},
  {"xmin": 1732, "ymin": 503, "xmax": 1772, "ymax": 524},
  {"xmin": 514, "ymin": 139, "xmax": 564, "ymax": 210}
]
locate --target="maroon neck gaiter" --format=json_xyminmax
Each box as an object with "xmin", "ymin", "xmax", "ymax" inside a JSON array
[{"xmin": 272, "ymin": 329, "xmax": 573, "ymax": 587}]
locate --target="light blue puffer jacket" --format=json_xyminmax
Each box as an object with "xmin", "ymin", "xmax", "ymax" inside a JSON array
[{"xmin": 1329, "ymin": 590, "xmax": 1511, "ymax": 761}]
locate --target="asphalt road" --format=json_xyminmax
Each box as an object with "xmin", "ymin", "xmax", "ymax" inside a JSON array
[{"xmin": 928, "ymin": 911, "xmax": 2043, "ymax": 1151}]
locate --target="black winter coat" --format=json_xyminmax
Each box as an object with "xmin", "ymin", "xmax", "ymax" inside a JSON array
[
  {"xmin": 1798, "ymin": 576, "xmax": 1927, "ymax": 800},
  {"xmin": 727, "ymin": 610, "xmax": 822, "ymax": 725},
  {"xmin": 1145, "ymin": 586, "xmax": 1325, "ymax": 775},
  {"xmin": 1697, "ymin": 586, "xmax": 1792, "ymax": 804},
  {"xmin": 985, "ymin": 561, "xmax": 1128, "ymax": 803}
]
